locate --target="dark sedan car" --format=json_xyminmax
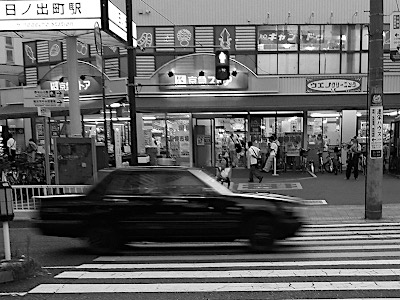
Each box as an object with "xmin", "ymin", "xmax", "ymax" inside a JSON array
[{"xmin": 34, "ymin": 166, "xmax": 304, "ymax": 254}]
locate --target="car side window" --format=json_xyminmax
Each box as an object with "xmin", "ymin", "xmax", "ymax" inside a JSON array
[
  {"xmin": 104, "ymin": 170, "xmax": 208, "ymax": 196},
  {"xmin": 152, "ymin": 171, "xmax": 207, "ymax": 196},
  {"xmin": 104, "ymin": 172, "xmax": 164, "ymax": 195}
]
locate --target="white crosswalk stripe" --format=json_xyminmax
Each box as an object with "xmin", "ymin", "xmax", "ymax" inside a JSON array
[{"xmin": 28, "ymin": 222, "xmax": 400, "ymax": 299}]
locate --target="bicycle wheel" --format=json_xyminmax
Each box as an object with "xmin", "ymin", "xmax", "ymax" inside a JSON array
[{"xmin": 324, "ymin": 161, "xmax": 333, "ymax": 173}]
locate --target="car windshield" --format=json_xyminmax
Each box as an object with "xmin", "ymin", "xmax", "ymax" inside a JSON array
[{"xmin": 188, "ymin": 169, "xmax": 233, "ymax": 195}]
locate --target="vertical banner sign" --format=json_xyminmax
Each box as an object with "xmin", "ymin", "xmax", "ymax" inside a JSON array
[
  {"xmin": 370, "ymin": 106, "xmax": 383, "ymax": 159},
  {"xmin": 390, "ymin": 11, "xmax": 400, "ymax": 61}
]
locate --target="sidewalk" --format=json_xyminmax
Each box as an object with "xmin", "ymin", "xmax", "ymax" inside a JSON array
[{"xmin": 211, "ymin": 167, "xmax": 400, "ymax": 224}]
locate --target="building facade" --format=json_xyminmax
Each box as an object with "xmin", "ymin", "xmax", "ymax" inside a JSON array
[{"xmin": 1, "ymin": 0, "xmax": 400, "ymax": 170}]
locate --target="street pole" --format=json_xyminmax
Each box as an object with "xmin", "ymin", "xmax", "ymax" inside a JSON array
[
  {"xmin": 126, "ymin": 0, "xmax": 138, "ymax": 166},
  {"xmin": 366, "ymin": 0, "xmax": 383, "ymax": 219}
]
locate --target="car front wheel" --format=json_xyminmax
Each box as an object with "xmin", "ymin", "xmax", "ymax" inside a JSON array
[{"xmin": 248, "ymin": 217, "xmax": 274, "ymax": 252}]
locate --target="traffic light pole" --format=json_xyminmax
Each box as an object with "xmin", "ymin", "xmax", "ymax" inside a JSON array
[
  {"xmin": 365, "ymin": 0, "xmax": 383, "ymax": 219},
  {"xmin": 126, "ymin": 0, "xmax": 138, "ymax": 166}
]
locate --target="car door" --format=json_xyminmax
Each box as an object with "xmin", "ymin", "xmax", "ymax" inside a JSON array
[
  {"xmin": 96, "ymin": 170, "xmax": 174, "ymax": 241},
  {"xmin": 154, "ymin": 170, "xmax": 243, "ymax": 241}
]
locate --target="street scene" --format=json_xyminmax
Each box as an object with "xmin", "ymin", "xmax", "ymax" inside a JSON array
[{"xmin": 1, "ymin": 0, "xmax": 400, "ymax": 299}]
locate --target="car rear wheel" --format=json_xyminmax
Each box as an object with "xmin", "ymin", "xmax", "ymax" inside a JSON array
[
  {"xmin": 248, "ymin": 217, "xmax": 274, "ymax": 252},
  {"xmin": 86, "ymin": 222, "xmax": 122, "ymax": 254}
]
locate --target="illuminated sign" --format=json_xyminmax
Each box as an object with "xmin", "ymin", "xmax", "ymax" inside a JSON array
[
  {"xmin": 306, "ymin": 77, "xmax": 362, "ymax": 93},
  {"xmin": 0, "ymin": 1, "xmax": 101, "ymax": 30},
  {"xmin": 158, "ymin": 73, "xmax": 248, "ymax": 91},
  {"xmin": 370, "ymin": 106, "xmax": 383, "ymax": 159},
  {"xmin": 0, "ymin": 0, "xmax": 136, "ymax": 43},
  {"xmin": 40, "ymin": 77, "xmax": 101, "ymax": 95}
]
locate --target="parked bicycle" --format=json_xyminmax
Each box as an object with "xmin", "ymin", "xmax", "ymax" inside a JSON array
[
  {"xmin": 300, "ymin": 148, "xmax": 315, "ymax": 173},
  {"xmin": 323, "ymin": 151, "xmax": 335, "ymax": 174},
  {"xmin": 317, "ymin": 150, "xmax": 324, "ymax": 173}
]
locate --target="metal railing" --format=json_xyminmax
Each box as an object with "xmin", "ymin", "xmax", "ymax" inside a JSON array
[{"xmin": 11, "ymin": 185, "xmax": 90, "ymax": 211}]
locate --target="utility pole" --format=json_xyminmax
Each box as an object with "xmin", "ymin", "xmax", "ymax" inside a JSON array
[
  {"xmin": 126, "ymin": 0, "xmax": 138, "ymax": 166},
  {"xmin": 366, "ymin": 0, "xmax": 383, "ymax": 219}
]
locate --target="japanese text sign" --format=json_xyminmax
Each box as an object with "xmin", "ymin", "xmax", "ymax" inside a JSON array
[
  {"xmin": 0, "ymin": 1, "xmax": 101, "ymax": 31},
  {"xmin": 370, "ymin": 106, "xmax": 383, "ymax": 159}
]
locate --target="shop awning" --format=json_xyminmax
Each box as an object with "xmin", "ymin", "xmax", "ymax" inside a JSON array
[{"xmin": 0, "ymin": 98, "xmax": 124, "ymax": 120}]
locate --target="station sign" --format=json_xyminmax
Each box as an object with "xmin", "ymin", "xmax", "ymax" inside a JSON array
[
  {"xmin": 23, "ymin": 89, "xmax": 65, "ymax": 107},
  {"xmin": 370, "ymin": 106, "xmax": 383, "ymax": 159}
]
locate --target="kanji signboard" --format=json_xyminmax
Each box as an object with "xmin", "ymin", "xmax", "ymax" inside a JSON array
[
  {"xmin": 370, "ymin": 106, "xmax": 383, "ymax": 159},
  {"xmin": 0, "ymin": 1, "xmax": 101, "ymax": 31},
  {"xmin": 23, "ymin": 89, "xmax": 65, "ymax": 107}
]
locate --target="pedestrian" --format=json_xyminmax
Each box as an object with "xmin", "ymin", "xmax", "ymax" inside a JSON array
[
  {"xmin": 6, "ymin": 134, "xmax": 16, "ymax": 162},
  {"xmin": 262, "ymin": 135, "xmax": 279, "ymax": 173},
  {"xmin": 215, "ymin": 157, "xmax": 232, "ymax": 188},
  {"xmin": 26, "ymin": 138, "xmax": 38, "ymax": 163},
  {"xmin": 228, "ymin": 133, "xmax": 238, "ymax": 167},
  {"xmin": 345, "ymin": 136, "xmax": 362, "ymax": 180},
  {"xmin": 247, "ymin": 141, "xmax": 263, "ymax": 183}
]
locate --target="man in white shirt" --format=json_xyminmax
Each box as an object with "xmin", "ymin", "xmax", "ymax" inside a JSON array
[
  {"xmin": 247, "ymin": 141, "xmax": 263, "ymax": 183},
  {"xmin": 7, "ymin": 134, "xmax": 17, "ymax": 161}
]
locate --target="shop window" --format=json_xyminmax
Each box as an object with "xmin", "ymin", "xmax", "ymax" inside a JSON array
[
  {"xmin": 342, "ymin": 25, "xmax": 361, "ymax": 51},
  {"xmin": 320, "ymin": 53, "xmax": 340, "ymax": 74},
  {"xmin": 277, "ymin": 25, "xmax": 298, "ymax": 51},
  {"xmin": 300, "ymin": 25, "xmax": 321, "ymax": 51},
  {"xmin": 258, "ymin": 25, "xmax": 278, "ymax": 51},
  {"xmin": 299, "ymin": 54, "xmax": 319, "ymax": 74},
  {"xmin": 278, "ymin": 53, "xmax": 298, "ymax": 74},
  {"xmin": 257, "ymin": 54, "xmax": 278, "ymax": 74},
  {"xmin": 321, "ymin": 25, "xmax": 341, "ymax": 50},
  {"xmin": 142, "ymin": 113, "xmax": 190, "ymax": 166}
]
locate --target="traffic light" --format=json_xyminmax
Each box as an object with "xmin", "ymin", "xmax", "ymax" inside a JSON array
[{"xmin": 215, "ymin": 49, "xmax": 230, "ymax": 80}]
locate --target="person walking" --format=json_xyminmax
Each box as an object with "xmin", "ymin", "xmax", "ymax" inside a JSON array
[
  {"xmin": 263, "ymin": 135, "xmax": 279, "ymax": 173},
  {"xmin": 26, "ymin": 138, "xmax": 38, "ymax": 163},
  {"xmin": 228, "ymin": 133, "xmax": 238, "ymax": 167},
  {"xmin": 247, "ymin": 141, "xmax": 263, "ymax": 183},
  {"xmin": 6, "ymin": 134, "xmax": 16, "ymax": 162},
  {"xmin": 346, "ymin": 136, "xmax": 362, "ymax": 180}
]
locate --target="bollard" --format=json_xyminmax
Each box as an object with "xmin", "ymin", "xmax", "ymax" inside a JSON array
[{"xmin": 272, "ymin": 156, "xmax": 279, "ymax": 176}]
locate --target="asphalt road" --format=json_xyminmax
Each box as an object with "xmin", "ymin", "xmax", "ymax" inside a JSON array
[{"xmin": 2, "ymin": 222, "xmax": 400, "ymax": 299}]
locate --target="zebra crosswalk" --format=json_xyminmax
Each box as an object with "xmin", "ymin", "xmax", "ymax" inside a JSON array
[{"xmin": 27, "ymin": 222, "xmax": 400, "ymax": 299}]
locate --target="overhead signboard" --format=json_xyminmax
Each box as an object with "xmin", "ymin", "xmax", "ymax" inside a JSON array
[
  {"xmin": 0, "ymin": 0, "xmax": 136, "ymax": 45},
  {"xmin": 306, "ymin": 77, "xmax": 362, "ymax": 93},
  {"xmin": 370, "ymin": 106, "xmax": 383, "ymax": 159},
  {"xmin": 23, "ymin": 89, "xmax": 65, "ymax": 107},
  {"xmin": 102, "ymin": 0, "xmax": 137, "ymax": 42},
  {"xmin": 390, "ymin": 11, "xmax": 400, "ymax": 61},
  {"xmin": 0, "ymin": 1, "xmax": 102, "ymax": 31}
]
